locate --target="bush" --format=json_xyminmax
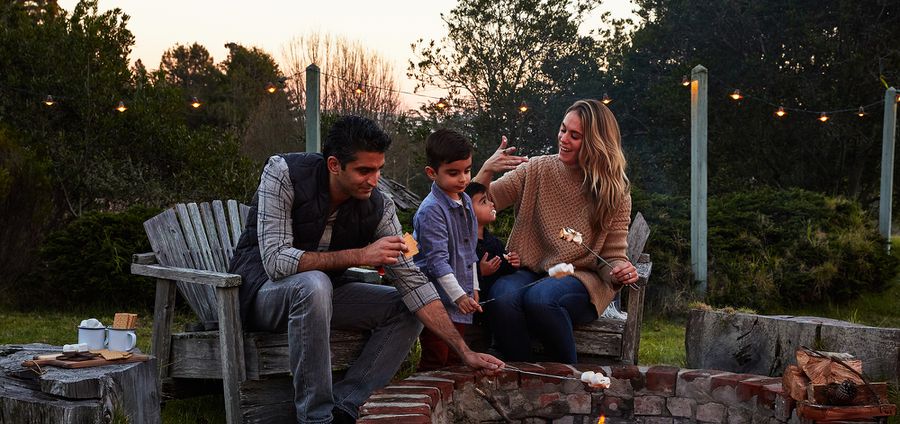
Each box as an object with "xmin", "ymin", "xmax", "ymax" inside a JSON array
[
  {"xmin": 632, "ymin": 187, "xmax": 898, "ymax": 313},
  {"xmin": 17, "ymin": 206, "xmax": 160, "ymax": 310}
]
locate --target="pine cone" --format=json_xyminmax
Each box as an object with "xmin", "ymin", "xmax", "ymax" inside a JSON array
[{"xmin": 825, "ymin": 380, "xmax": 858, "ymax": 405}]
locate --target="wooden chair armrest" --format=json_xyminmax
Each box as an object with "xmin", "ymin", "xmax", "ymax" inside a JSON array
[
  {"xmin": 131, "ymin": 263, "xmax": 242, "ymax": 288},
  {"xmin": 133, "ymin": 252, "xmax": 158, "ymax": 265}
]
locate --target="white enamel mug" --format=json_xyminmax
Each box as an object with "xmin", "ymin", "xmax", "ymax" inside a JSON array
[
  {"xmin": 77, "ymin": 326, "xmax": 107, "ymax": 350},
  {"xmin": 106, "ymin": 328, "xmax": 137, "ymax": 352}
]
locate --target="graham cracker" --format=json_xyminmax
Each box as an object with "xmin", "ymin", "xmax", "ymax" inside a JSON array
[{"xmin": 403, "ymin": 232, "xmax": 419, "ymax": 258}]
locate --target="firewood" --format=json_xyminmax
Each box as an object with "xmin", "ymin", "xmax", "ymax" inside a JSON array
[
  {"xmin": 807, "ymin": 382, "xmax": 889, "ymax": 406},
  {"xmin": 783, "ymin": 365, "xmax": 810, "ymax": 401},
  {"xmin": 796, "ymin": 348, "xmax": 863, "ymax": 385}
]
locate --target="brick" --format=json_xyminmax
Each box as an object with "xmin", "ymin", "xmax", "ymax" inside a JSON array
[
  {"xmin": 423, "ymin": 370, "xmax": 475, "ymax": 389},
  {"xmin": 756, "ymin": 383, "xmax": 783, "ymax": 409},
  {"xmin": 358, "ymin": 401, "xmax": 431, "ymax": 417},
  {"xmin": 600, "ymin": 396, "xmax": 631, "ymax": 417},
  {"xmin": 710, "ymin": 374, "xmax": 759, "ymax": 391},
  {"xmin": 477, "ymin": 367, "xmax": 519, "ymax": 390},
  {"xmin": 552, "ymin": 416, "xmax": 576, "ymax": 424},
  {"xmin": 677, "ymin": 369, "xmax": 727, "ymax": 401},
  {"xmin": 726, "ymin": 405, "xmax": 751, "ymax": 424},
  {"xmin": 666, "ymin": 397, "xmax": 697, "ymax": 418},
  {"xmin": 539, "ymin": 392, "xmax": 562, "ymax": 408},
  {"xmin": 523, "ymin": 417, "xmax": 548, "ymax": 423},
  {"xmin": 537, "ymin": 362, "xmax": 581, "ymax": 378},
  {"xmin": 645, "ymin": 366, "xmax": 680, "ymax": 396},
  {"xmin": 367, "ymin": 393, "xmax": 433, "ymax": 407},
  {"xmin": 696, "ymin": 402, "xmax": 727, "ymax": 423},
  {"xmin": 636, "ymin": 416, "xmax": 674, "ymax": 424},
  {"xmin": 567, "ymin": 392, "xmax": 592, "ymax": 414},
  {"xmin": 375, "ymin": 385, "xmax": 441, "ymax": 407},
  {"xmin": 634, "ymin": 395, "xmax": 667, "ymax": 415},
  {"xmin": 611, "ymin": 365, "xmax": 646, "ymax": 392},
  {"xmin": 606, "ymin": 375, "xmax": 635, "ymax": 399},
  {"xmin": 357, "ymin": 413, "xmax": 431, "ymax": 423},
  {"xmin": 394, "ymin": 379, "xmax": 454, "ymax": 402},
  {"xmin": 735, "ymin": 378, "xmax": 781, "ymax": 403},
  {"xmin": 773, "ymin": 394, "xmax": 794, "ymax": 422}
]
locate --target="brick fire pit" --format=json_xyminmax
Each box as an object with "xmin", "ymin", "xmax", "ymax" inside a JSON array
[{"xmin": 358, "ymin": 364, "xmax": 796, "ymax": 423}]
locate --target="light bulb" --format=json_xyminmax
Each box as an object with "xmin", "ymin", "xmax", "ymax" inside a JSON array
[
  {"xmin": 116, "ymin": 100, "xmax": 127, "ymax": 113},
  {"xmin": 818, "ymin": 112, "xmax": 829, "ymax": 122},
  {"xmin": 730, "ymin": 90, "xmax": 743, "ymax": 101},
  {"xmin": 601, "ymin": 93, "xmax": 612, "ymax": 105},
  {"xmin": 775, "ymin": 106, "xmax": 786, "ymax": 117},
  {"xmin": 191, "ymin": 97, "xmax": 201, "ymax": 108},
  {"xmin": 266, "ymin": 82, "xmax": 277, "ymax": 94}
]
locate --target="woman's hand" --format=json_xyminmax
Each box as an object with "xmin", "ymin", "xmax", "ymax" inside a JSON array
[
  {"xmin": 480, "ymin": 136, "xmax": 529, "ymax": 175},
  {"xmin": 505, "ymin": 251, "xmax": 521, "ymax": 268},
  {"xmin": 610, "ymin": 261, "xmax": 639, "ymax": 286}
]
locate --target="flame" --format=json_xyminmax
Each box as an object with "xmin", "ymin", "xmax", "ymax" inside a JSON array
[{"xmin": 597, "ymin": 414, "xmax": 606, "ymax": 424}]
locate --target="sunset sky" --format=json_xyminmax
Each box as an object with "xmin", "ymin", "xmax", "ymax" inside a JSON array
[{"xmin": 57, "ymin": 0, "xmax": 637, "ymax": 108}]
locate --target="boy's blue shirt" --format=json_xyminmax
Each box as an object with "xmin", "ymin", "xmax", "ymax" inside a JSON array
[{"xmin": 413, "ymin": 182, "xmax": 479, "ymax": 324}]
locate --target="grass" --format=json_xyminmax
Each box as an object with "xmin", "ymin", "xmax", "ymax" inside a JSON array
[{"xmin": 638, "ymin": 316, "xmax": 687, "ymax": 366}]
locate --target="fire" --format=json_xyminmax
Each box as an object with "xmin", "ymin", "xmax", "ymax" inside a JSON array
[{"xmin": 597, "ymin": 414, "xmax": 606, "ymax": 424}]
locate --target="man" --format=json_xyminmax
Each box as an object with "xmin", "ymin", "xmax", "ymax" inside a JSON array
[{"xmin": 229, "ymin": 116, "xmax": 504, "ymax": 424}]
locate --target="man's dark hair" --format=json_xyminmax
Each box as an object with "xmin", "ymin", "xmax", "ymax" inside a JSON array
[
  {"xmin": 464, "ymin": 181, "xmax": 487, "ymax": 199},
  {"xmin": 425, "ymin": 129, "xmax": 473, "ymax": 170},
  {"xmin": 322, "ymin": 115, "xmax": 392, "ymax": 168}
]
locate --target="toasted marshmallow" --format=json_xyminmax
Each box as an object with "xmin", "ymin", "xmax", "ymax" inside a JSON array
[{"xmin": 548, "ymin": 263, "xmax": 575, "ymax": 278}]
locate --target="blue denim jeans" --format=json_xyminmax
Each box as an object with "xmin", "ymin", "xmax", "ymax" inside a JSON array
[
  {"xmin": 487, "ymin": 269, "xmax": 598, "ymax": 363},
  {"xmin": 251, "ymin": 271, "xmax": 423, "ymax": 424}
]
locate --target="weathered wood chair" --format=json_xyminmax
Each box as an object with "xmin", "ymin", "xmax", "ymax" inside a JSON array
[
  {"xmin": 130, "ymin": 200, "xmax": 375, "ymax": 423},
  {"xmin": 465, "ymin": 212, "xmax": 652, "ymax": 365}
]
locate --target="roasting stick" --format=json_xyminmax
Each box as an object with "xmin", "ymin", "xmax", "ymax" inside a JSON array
[
  {"xmin": 503, "ymin": 364, "xmax": 581, "ymax": 382},
  {"xmin": 562, "ymin": 227, "xmax": 639, "ymax": 291}
]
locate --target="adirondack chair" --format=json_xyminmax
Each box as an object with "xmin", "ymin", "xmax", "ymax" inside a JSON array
[
  {"xmin": 130, "ymin": 200, "xmax": 376, "ymax": 424},
  {"xmin": 464, "ymin": 212, "xmax": 652, "ymax": 365}
]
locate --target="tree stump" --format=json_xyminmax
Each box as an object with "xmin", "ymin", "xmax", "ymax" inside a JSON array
[{"xmin": 0, "ymin": 343, "xmax": 160, "ymax": 424}]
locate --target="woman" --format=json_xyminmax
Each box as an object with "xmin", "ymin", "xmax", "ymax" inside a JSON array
[{"xmin": 474, "ymin": 99, "xmax": 638, "ymax": 363}]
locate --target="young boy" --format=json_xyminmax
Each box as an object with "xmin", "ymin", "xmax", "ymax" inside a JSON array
[
  {"xmin": 413, "ymin": 129, "xmax": 481, "ymax": 371},
  {"xmin": 464, "ymin": 182, "xmax": 520, "ymax": 298}
]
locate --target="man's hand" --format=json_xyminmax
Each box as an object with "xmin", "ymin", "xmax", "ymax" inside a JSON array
[
  {"xmin": 506, "ymin": 251, "xmax": 521, "ymax": 268},
  {"xmin": 358, "ymin": 236, "xmax": 408, "ymax": 267},
  {"xmin": 462, "ymin": 351, "xmax": 505, "ymax": 376},
  {"xmin": 479, "ymin": 252, "xmax": 501, "ymax": 276},
  {"xmin": 455, "ymin": 294, "xmax": 482, "ymax": 314}
]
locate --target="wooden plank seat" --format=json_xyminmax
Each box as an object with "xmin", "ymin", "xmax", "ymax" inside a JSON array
[
  {"xmin": 464, "ymin": 212, "xmax": 652, "ymax": 365},
  {"xmin": 131, "ymin": 200, "xmax": 379, "ymax": 424}
]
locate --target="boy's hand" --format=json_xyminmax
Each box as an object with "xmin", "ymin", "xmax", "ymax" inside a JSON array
[
  {"xmin": 505, "ymin": 251, "xmax": 521, "ymax": 268},
  {"xmin": 455, "ymin": 295, "xmax": 483, "ymax": 314},
  {"xmin": 479, "ymin": 252, "xmax": 501, "ymax": 276},
  {"xmin": 359, "ymin": 236, "xmax": 407, "ymax": 266}
]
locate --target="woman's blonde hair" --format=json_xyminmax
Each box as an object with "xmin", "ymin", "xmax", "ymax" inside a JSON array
[{"xmin": 566, "ymin": 99, "xmax": 630, "ymax": 231}]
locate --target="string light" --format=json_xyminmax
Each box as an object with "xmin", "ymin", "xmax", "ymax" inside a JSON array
[
  {"xmin": 190, "ymin": 97, "xmax": 202, "ymax": 108},
  {"xmin": 601, "ymin": 93, "xmax": 612, "ymax": 105},
  {"xmin": 857, "ymin": 106, "xmax": 866, "ymax": 117},
  {"xmin": 265, "ymin": 82, "xmax": 277, "ymax": 94},
  {"xmin": 115, "ymin": 100, "xmax": 127, "ymax": 113},
  {"xmin": 435, "ymin": 98, "xmax": 447, "ymax": 109},
  {"xmin": 730, "ymin": 89, "xmax": 743, "ymax": 101},
  {"xmin": 775, "ymin": 106, "xmax": 786, "ymax": 118},
  {"xmin": 518, "ymin": 101, "xmax": 529, "ymax": 113},
  {"xmin": 818, "ymin": 112, "xmax": 829, "ymax": 122},
  {"xmin": 681, "ymin": 75, "xmax": 690, "ymax": 87},
  {"xmin": 354, "ymin": 84, "xmax": 364, "ymax": 95},
  {"xmin": 43, "ymin": 95, "xmax": 55, "ymax": 106}
]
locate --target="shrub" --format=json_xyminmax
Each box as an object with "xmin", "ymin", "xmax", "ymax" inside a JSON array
[
  {"xmin": 17, "ymin": 206, "xmax": 160, "ymax": 310},
  {"xmin": 632, "ymin": 187, "xmax": 898, "ymax": 313}
]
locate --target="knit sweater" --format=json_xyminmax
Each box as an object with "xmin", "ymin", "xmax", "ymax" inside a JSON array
[{"xmin": 490, "ymin": 155, "xmax": 631, "ymax": 316}]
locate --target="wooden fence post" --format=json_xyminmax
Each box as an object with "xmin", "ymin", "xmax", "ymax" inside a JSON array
[
  {"xmin": 691, "ymin": 65, "xmax": 709, "ymax": 295},
  {"xmin": 305, "ymin": 64, "xmax": 321, "ymax": 154}
]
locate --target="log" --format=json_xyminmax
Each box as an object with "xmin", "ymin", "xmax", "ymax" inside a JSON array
[
  {"xmin": 807, "ymin": 382, "xmax": 889, "ymax": 406},
  {"xmin": 0, "ymin": 344, "xmax": 160, "ymax": 424},
  {"xmin": 782, "ymin": 365, "xmax": 810, "ymax": 401},
  {"xmin": 796, "ymin": 349, "xmax": 863, "ymax": 385},
  {"xmin": 797, "ymin": 401, "xmax": 897, "ymax": 421}
]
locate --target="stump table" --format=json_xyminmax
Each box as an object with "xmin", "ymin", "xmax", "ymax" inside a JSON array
[{"xmin": 0, "ymin": 343, "xmax": 160, "ymax": 423}]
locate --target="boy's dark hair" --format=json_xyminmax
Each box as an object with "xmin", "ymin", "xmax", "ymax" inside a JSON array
[
  {"xmin": 323, "ymin": 115, "xmax": 392, "ymax": 168},
  {"xmin": 425, "ymin": 129, "xmax": 473, "ymax": 170},
  {"xmin": 464, "ymin": 181, "xmax": 487, "ymax": 199}
]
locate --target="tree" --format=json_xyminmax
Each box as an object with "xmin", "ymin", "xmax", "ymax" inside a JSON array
[
  {"xmin": 282, "ymin": 32, "xmax": 401, "ymax": 131},
  {"xmin": 597, "ymin": 0, "xmax": 900, "ymax": 201},
  {"xmin": 408, "ymin": 0, "xmax": 602, "ymax": 159}
]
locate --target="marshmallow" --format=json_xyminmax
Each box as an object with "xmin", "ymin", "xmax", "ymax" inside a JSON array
[
  {"xmin": 79, "ymin": 318, "xmax": 103, "ymax": 328},
  {"xmin": 62, "ymin": 343, "xmax": 88, "ymax": 353},
  {"xmin": 549, "ymin": 263, "xmax": 575, "ymax": 278},
  {"xmin": 580, "ymin": 371, "xmax": 595, "ymax": 383},
  {"xmin": 559, "ymin": 227, "xmax": 584, "ymax": 244},
  {"xmin": 589, "ymin": 374, "xmax": 611, "ymax": 388}
]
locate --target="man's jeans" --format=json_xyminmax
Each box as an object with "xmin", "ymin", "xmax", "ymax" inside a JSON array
[
  {"xmin": 251, "ymin": 271, "xmax": 423, "ymax": 424},
  {"xmin": 487, "ymin": 269, "xmax": 597, "ymax": 364}
]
